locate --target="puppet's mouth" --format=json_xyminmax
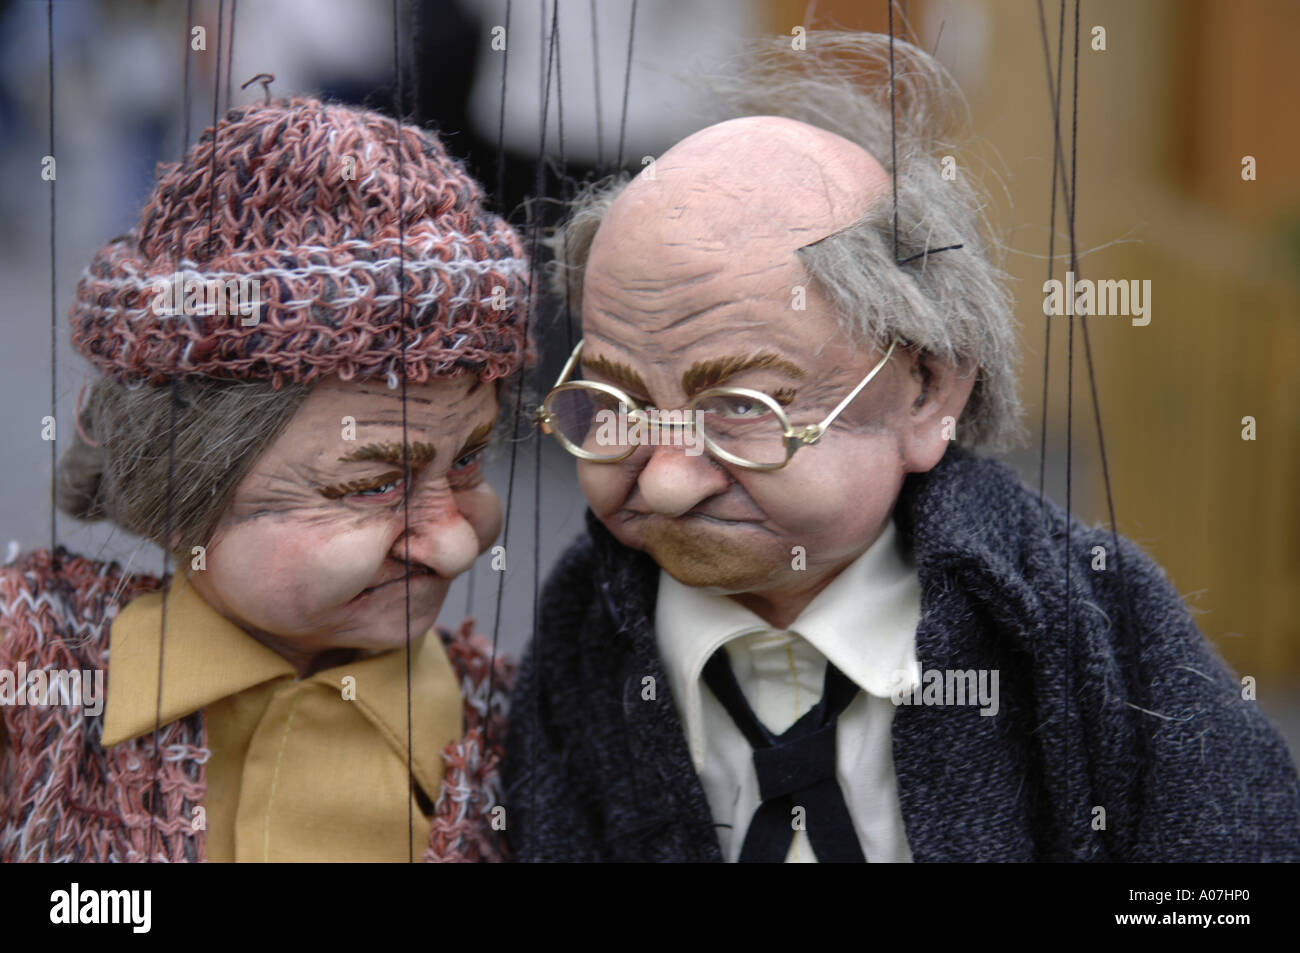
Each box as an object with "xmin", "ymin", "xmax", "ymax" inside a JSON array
[
  {"xmin": 684, "ymin": 513, "xmax": 760, "ymax": 526},
  {"xmin": 628, "ymin": 509, "xmax": 763, "ymax": 527},
  {"xmin": 359, "ymin": 568, "xmax": 438, "ymax": 596}
]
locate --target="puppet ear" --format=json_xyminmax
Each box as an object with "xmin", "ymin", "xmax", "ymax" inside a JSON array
[{"xmin": 896, "ymin": 348, "xmax": 978, "ymax": 474}]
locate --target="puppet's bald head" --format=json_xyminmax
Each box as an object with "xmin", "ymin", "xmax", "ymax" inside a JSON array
[{"xmin": 599, "ymin": 116, "xmax": 891, "ymax": 263}]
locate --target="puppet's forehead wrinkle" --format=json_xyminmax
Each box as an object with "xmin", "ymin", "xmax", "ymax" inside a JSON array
[
  {"xmin": 586, "ymin": 308, "xmax": 649, "ymax": 334},
  {"xmin": 582, "ymin": 331, "xmax": 631, "ymax": 352},
  {"xmin": 616, "ymin": 266, "xmax": 723, "ymax": 289},
  {"xmin": 731, "ymin": 261, "xmax": 787, "ymax": 281},
  {"xmin": 656, "ymin": 298, "xmax": 757, "ymax": 331},
  {"xmin": 587, "ymin": 317, "xmax": 796, "ymax": 362},
  {"xmin": 588, "ymin": 290, "xmax": 771, "ymax": 331}
]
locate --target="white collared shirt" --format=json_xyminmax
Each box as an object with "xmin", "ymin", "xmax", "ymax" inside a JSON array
[{"xmin": 655, "ymin": 521, "xmax": 922, "ymax": 862}]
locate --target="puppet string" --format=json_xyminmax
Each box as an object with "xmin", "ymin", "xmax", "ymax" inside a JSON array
[
  {"xmin": 1036, "ymin": 0, "xmax": 1065, "ymax": 509},
  {"xmin": 205, "ymin": 0, "xmax": 223, "ymax": 258},
  {"xmin": 47, "ymin": 0, "xmax": 57, "ymax": 559},
  {"xmin": 389, "ymin": 0, "xmax": 416, "ymax": 862},
  {"xmin": 1065, "ymin": 0, "xmax": 1146, "ymax": 853},
  {"xmin": 147, "ymin": 0, "xmax": 199, "ymax": 865},
  {"xmin": 888, "ymin": 1, "xmax": 899, "ymax": 261},
  {"xmin": 615, "ymin": 0, "xmax": 637, "ymax": 172},
  {"xmin": 225, "ymin": 0, "xmax": 236, "ymax": 112},
  {"xmin": 1061, "ymin": 0, "xmax": 1080, "ymax": 860},
  {"xmin": 590, "ymin": 0, "xmax": 604, "ymax": 175},
  {"xmin": 488, "ymin": 0, "xmax": 562, "ymax": 769},
  {"xmin": 495, "ymin": 0, "xmax": 512, "ymax": 209}
]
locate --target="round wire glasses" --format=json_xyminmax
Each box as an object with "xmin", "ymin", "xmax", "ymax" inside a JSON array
[{"xmin": 532, "ymin": 338, "xmax": 900, "ymax": 471}]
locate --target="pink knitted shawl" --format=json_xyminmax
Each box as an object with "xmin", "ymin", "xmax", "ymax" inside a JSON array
[{"xmin": 0, "ymin": 548, "xmax": 512, "ymax": 863}]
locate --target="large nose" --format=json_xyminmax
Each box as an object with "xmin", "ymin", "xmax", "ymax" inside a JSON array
[
  {"xmin": 636, "ymin": 443, "xmax": 731, "ymax": 517},
  {"xmin": 389, "ymin": 479, "xmax": 481, "ymax": 579}
]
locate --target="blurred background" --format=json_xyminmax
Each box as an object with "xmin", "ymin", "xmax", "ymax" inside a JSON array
[{"xmin": 1, "ymin": 0, "xmax": 1297, "ymax": 764}]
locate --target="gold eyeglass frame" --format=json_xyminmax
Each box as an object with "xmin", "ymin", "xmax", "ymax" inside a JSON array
[{"xmin": 532, "ymin": 337, "xmax": 900, "ymax": 472}]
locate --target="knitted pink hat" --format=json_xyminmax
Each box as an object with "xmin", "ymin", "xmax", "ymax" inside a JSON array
[{"xmin": 69, "ymin": 97, "xmax": 530, "ymax": 388}]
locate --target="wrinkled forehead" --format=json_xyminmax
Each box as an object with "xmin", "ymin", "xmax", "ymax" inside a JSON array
[{"xmin": 284, "ymin": 375, "xmax": 499, "ymax": 448}]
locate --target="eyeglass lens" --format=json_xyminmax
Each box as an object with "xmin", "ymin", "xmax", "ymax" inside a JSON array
[{"xmin": 546, "ymin": 387, "xmax": 790, "ymax": 467}]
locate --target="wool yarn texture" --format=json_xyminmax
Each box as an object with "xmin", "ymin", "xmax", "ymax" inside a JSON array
[{"xmin": 68, "ymin": 97, "xmax": 531, "ymax": 388}]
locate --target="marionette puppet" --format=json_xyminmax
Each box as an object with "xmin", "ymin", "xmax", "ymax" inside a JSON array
[
  {"xmin": 0, "ymin": 97, "xmax": 528, "ymax": 862},
  {"xmin": 505, "ymin": 32, "xmax": 1300, "ymax": 862}
]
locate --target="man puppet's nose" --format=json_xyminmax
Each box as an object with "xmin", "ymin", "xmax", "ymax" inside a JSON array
[
  {"xmin": 390, "ymin": 496, "xmax": 481, "ymax": 579},
  {"xmin": 636, "ymin": 444, "xmax": 731, "ymax": 517}
]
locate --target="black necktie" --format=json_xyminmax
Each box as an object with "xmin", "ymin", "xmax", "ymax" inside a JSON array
[{"xmin": 702, "ymin": 645, "xmax": 867, "ymax": 863}]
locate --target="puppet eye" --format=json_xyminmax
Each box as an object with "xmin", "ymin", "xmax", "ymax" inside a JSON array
[
  {"xmin": 354, "ymin": 477, "xmax": 404, "ymax": 497},
  {"xmin": 451, "ymin": 447, "xmax": 486, "ymax": 471},
  {"xmin": 715, "ymin": 396, "xmax": 770, "ymax": 419}
]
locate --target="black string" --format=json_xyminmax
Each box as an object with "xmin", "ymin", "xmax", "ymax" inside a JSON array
[
  {"xmin": 148, "ymin": 0, "xmax": 196, "ymax": 866},
  {"xmin": 590, "ymin": 0, "xmax": 604, "ymax": 175},
  {"xmin": 614, "ymin": 0, "xmax": 637, "ymax": 171},
  {"xmin": 554, "ymin": 2, "xmax": 567, "ymax": 194},
  {"xmin": 552, "ymin": 0, "xmax": 574, "ymax": 356},
  {"xmin": 1034, "ymin": 0, "xmax": 1067, "ymax": 862},
  {"xmin": 471, "ymin": 0, "xmax": 500, "ymax": 618},
  {"xmin": 887, "ymin": 2, "xmax": 899, "ymax": 262},
  {"xmin": 895, "ymin": 243, "xmax": 963, "ymax": 266},
  {"xmin": 542, "ymin": 4, "xmax": 570, "ymax": 657},
  {"xmin": 1062, "ymin": 0, "xmax": 1080, "ymax": 860},
  {"xmin": 182, "ymin": 1, "xmax": 193, "ymax": 148},
  {"xmin": 495, "ymin": 0, "xmax": 512, "ymax": 210},
  {"xmin": 1035, "ymin": 0, "xmax": 1066, "ymax": 508},
  {"xmin": 225, "ymin": 0, "xmax": 236, "ymax": 113},
  {"xmin": 1064, "ymin": 1, "xmax": 1146, "ymax": 853},
  {"xmin": 406, "ymin": 0, "xmax": 419, "ymax": 126},
  {"xmin": 1057, "ymin": 0, "xmax": 1145, "ymax": 857},
  {"xmin": 390, "ymin": 0, "xmax": 416, "ymax": 863},
  {"xmin": 46, "ymin": 0, "xmax": 56, "ymax": 561},
  {"xmin": 206, "ymin": 0, "xmax": 224, "ymax": 257},
  {"xmin": 535, "ymin": 1, "xmax": 576, "ymax": 838},
  {"xmin": 489, "ymin": 0, "xmax": 562, "ymax": 779}
]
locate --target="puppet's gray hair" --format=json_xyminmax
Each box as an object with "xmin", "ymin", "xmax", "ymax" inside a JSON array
[
  {"xmin": 57, "ymin": 378, "xmax": 311, "ymax": 557},
  {"xmin": 549, "ymin": 31, "xmax": 1023, "ymax": 450}
]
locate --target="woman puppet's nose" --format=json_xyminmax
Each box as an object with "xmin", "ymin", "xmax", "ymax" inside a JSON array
[{"xmin": 390, "ymin": 491, "xmax": 481, "ymax": 579}]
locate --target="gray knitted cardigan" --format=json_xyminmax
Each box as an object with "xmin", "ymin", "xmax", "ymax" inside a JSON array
[{"xmin": 503, "ymin": 446, "xmax": 1300, "ymax": 861}]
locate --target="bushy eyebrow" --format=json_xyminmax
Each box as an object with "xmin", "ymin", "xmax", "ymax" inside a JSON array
[
  {"xmin": 581, "ymin": 354, "xmax": 650, "ymax": 394},
  {"xmin": 338, "ymin": 440, "xmax": 437, "ymax": 468},
  {"xmin": 681, "ymin": 353, "xmax": 806, "ymax": 398}
]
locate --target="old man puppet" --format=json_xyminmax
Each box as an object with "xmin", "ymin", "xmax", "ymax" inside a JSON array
[{"xmin": 504, "ymin": 32, "xmax": 1300, "ymax": 862}]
